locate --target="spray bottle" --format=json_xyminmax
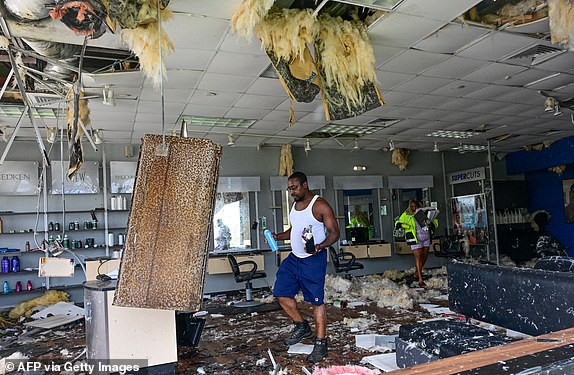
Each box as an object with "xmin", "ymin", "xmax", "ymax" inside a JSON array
[{"xmin": 264, "ymin": 229, "xmax": 278, "ymax": 251}]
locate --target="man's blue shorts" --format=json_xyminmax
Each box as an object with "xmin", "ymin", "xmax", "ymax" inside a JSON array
[{"xmin": 273, "ymin": 250, "xmax": 327, "ymax": 305}]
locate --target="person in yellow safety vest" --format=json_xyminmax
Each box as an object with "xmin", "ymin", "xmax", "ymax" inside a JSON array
[{"xmin": 395, "ymin": 199, "xmax": 438, "ymax": 288}]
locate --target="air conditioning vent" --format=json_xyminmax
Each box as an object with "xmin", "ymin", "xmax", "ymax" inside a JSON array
[{"xmin": 504, "ymin": 44, "xmax": 566, "ymax": 66}]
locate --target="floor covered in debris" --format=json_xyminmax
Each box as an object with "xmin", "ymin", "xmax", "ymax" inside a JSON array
[{"xmin": 0, "ymin": 267, "xmax": 457, "ymax": 374}]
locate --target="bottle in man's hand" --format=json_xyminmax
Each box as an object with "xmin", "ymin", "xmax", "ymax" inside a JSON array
[{"xmin": 302, "ymin": 225, "xmax": 315, "ymax": 254}]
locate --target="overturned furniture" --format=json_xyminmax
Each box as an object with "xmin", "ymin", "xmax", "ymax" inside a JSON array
[{"xmin": 396, "ymin": 259, "xmax": 574, "ymax": 368}]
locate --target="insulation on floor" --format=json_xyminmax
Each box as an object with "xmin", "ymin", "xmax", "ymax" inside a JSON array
[{"xmin": 113, "ymin": 135, "xmax": 222, "ymax": 310}]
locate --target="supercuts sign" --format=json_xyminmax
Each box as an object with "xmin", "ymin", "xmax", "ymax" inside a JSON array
[
  {"xmin": 448, "ymin": 167, "xmax": 485, "ymax": 185},
  {"xmin": 0, "ymin": 161, "xmax": 39, "ymax": 195}
]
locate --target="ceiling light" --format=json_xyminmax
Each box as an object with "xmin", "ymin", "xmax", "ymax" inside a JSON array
[
  {"xmin": 102, "ymin": 85, "xmax": 115, "ymax": 106},
  {"xmin": 453, "ymin": 144, "xmax": 488, "ymax": 152},
  {"xmin": 433, "ymin": 142, "xmax": 439, "ymax": 152},
  {"xmin": 353, "ymin": 165, "xmax": 367, "ymax": 171},
  {"xmin": 426, "ymin": 130, "xmax": 478, "ymax": 139},
  {"xmin": 124, "ymin": 144, "xmax": 134, "ymax": 158},
  {"xmin": 304, "ymin": 139, "xmax": 311, "ymax": 152},
  {"xmin": 389, "ymin": 140, "xmax": 395, "ymax": 151},
  {"xmin": 227, "ymin": 134, "xmax": 236, "ymax": 147},
  {"xmin": 46, "ymin": 127, "xmax": 57, "ymax": 144},
  {"xmin": 92, "ymin": 129, "xmax": 103, "ymax": 145},
  {"xmin": 181, "ymin": 115, "xmax": 256, "ymax": 128},
  {"xmin": 314, "ymin": 124, "xmax": 382, "ymax": 136},
  {"xmin": 353, "ymin": 139, "xmax": 359, "ymax": 150},
  {"xmin": 180, "ymin": 119, "xmax": 188, "ymax": 137}
]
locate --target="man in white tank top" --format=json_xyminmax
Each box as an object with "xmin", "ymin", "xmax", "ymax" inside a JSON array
[{"xmin": 272, "ymin": 172, "xmax": 340, "ymax": 362}]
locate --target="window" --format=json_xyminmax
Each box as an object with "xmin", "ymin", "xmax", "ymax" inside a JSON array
[{"xmin": 213, "ymin": 192, "xmax": 251, "ymax": 251}]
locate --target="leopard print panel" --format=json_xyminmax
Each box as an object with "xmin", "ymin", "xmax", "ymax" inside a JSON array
[{"xmin": 113, "ymin": 134, "xmax": 222, "ymax": 311}]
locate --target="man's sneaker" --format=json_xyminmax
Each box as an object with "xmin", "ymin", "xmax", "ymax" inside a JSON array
[
  {"xmin": 306, "ymin": 338, "xmax": 328, "ymax": 362},
  {"xmin": 284, "ymin": 320, "xmax": 313, "ymax": 346}
]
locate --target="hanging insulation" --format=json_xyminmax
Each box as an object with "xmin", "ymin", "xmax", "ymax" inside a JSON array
[
  {"xmin": 256, "ymin": 8, "xmax": 318, "ymax": 63},
  {"xmin": 121, "ymin": 8, "xmax": 174, "ymax": 89},
  {"xmin": 315, "ymin": 14, "xmax": 383, "ymax": 120},
  {"xmin": 256, "ymin": 8, "xmax": 321, "ymax": 103},
  {"xmin": 66, "ymin": 89, "xmax": 90, "ymax": 178},
  {"xmin": 107, "ymin": 0, "xmax": 171, "ymax": 29},
  {"xmin": 548, "ymin": 0, "xmax": 574, "ymax": 50},
  {"xmin": 279, "ymin": 144, "xmax": 294, "ymax": 177},
  {"xmin": 391, "ymin": 148, "xmax": 409, "ymax": 171},
  {"xmin": 231, "ymin": 0, "xmax": 274, "ymax": 40}
]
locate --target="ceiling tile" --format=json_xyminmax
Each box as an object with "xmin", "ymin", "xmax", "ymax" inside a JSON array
[
  {"xmin": 183, "ymin": 104, "xmax": 228, "ymax": 117},
  {"xmin": 220, "ymin": 33, "xmax": 265, "ymax": 55},
  {"xmin": 166, "ymin": 49, "xmax": 215, "ymax": 70},
  {"xmin": 379, "ymin": 91, "xmax": 422, "ymax": 105},
  {"xmin": 198, "ymin": 73, "xmax": 255, "ymax": 93},
  {"xmin": 369, "ymin": 13, "xmax": 445, "ymax": 48},
  {"xmin": 393, "ymin": 76, "xmax": 451, "ymax": 94},
  {"xmin": 379, "ymin": 49, "xmax": 449, "ymax": 74},
  {"xmin": 234, "ymin": 94, "xmax": 284, "ymax": 110},
  {"xmin": 463, "ymin": 85, "xmax": 519, "ymax": 100},
  {"xmin": 246, "ymin": 78, "xmax": 288, "ymax": 97},
  {"xmin": 414, "ymin": 23, "xmax": 489, "ymax": 54},
  {"xmin": 456, "ymin": 32, "xmax": 535, "ymax": 61},
  {"xmin": 170, "ymin": 0, "xmax": 242, "ymax": 19},
  {"xmin": 376, "ymin": 71, "xmax": 416, "ymax": 90},
  {"xmin": 464, "ymin": 101, "xmax": 509, "ymax": 114},
  {"xmin": 491, "ymin": 103, "xmax": 535, "ymax": 116},
  {"xmin": 494, "ymin": 68, "xmax": 554, "ymax": 87},
  {"xmin": 299, "ymin": 112, "xmax": 329, "ymax": 124},
  {"xmin": 496, "ymin": 88, "xmax": 541, "ymax": 105},
  {"xmin": 207, "ymin": 51, "xmax": 270, "ymax": 76},
  {"xmin": 435, "ymin": 97, "xmax": 482, "ymax": 111},
  {"xmin": 524, "ymin": 72, "xmax": 574, "ymax": 91},
  {"xmin": 249, "ymin": 120, "xmax": 289, "ymax": 131},
  {"xmin": 372, "ymin": 45, "xmax": 404, "ymax": 68},
  {"xmin": 224, "ymin": 107, "xmax": 270, "ymax": 119},
  {"xmin": 536, "ymin": 51, "xmax": 574, "ymax": 73},
  {"xmin": 422, "ymin": 56, "xmax": 486, "ymax": 79},
  {"xmin": 139, "ymin": 88, "xmax": 191, "ymax": 103},
  {"xmin": 162, "ymin": 13, "xmax": 228, "ymax": 50},
  {"xmin": 404, "ymin": 94, "xmax": 453, "ymax": 109},
  {"xmin": 461, "ymin": 63, "xmax": 527, "ymax": 83},
  {"xmin": 410, "ymin": 109, "xmax": 454, "ymax": 120},
  {"xmin": 188, "ymin": 90, "xmax": 241, "ymax": 106},
  {"xmin": 143, "ymin": 69, "xmax": 203, "ymax": 89},
  {"xmin": 276, "ymin": 99, "xmax": 324, "ymax": 113}
]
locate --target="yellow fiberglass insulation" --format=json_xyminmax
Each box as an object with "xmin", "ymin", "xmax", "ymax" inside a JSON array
[
  {"xmin": 121, "ymin": 8, "xmax": 174, "ymax": 89},
  {"xmin": 256, "ymin": 8, "xmax": 318, "ymax": 63},
  {"xmin": 279, "ymin": 144, "xmax": 294, "ymax": 177},
  {"xmin": 316, "ymin": 14, "xmax": 377, "ymax": 112},
  {"xmin": 9, "ymin": 290, "xmax": 69, "ymax": 319},
  {"xmin": 548, "ymin": 0, "xmax": 574, "ymax": 50},
  {"xmin": 231, "ymin": 0, "xmax": 275, "ymax": 41}
]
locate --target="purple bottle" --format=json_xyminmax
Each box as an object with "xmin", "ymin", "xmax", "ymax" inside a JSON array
[
  {"xmin": 1, "ymin": 257, "xmax": 9, "ymax": 274},
  {"xmin": 11, "ymin": 256, "xmax": 19, "ymax": 273},
  {"xmin": 15, "ymin": 281, "xmax": 22, "ymax": 292}
]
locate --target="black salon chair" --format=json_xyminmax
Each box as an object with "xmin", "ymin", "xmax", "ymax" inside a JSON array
[
  {"xmin": 227, "ymin": 254, "xmax": 267, "ymax": 307},
  {"xmin": 329, "ymin": 246, "xmax": 364, "ymax": 279}
]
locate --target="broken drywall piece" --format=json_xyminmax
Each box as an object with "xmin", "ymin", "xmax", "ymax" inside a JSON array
[
  {"xmin": 426, "ymin": 307, "xmax": 454, "ymax": 315},
  {"xmin": 287, "ymin": 343, "xmax": 314, "ymax": 355},
  {"xmin": 360, "ymin": 353, "xmax": 399, "ymax": 372},
  {"xmin": 31, "ymin": 302, "xmax": 84, "ymax": 319},
  {"xmin": 0, "ymin": 352, "xmax": 29, "ymax": 374},
  {"xmin": 25, "ymin": 314, "xmax": 83, "ymax": 329},
  {"xmin": 418, "ymin": 303, "xmax": 440, "ymax": 311},
  {"xmin": 355, "ymin": 334, "xmax": 397, "ymax": 352}
]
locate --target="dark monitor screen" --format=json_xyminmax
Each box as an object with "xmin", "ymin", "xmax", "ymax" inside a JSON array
[{"xmin": 346, "ymin": 227, "xmax": 369, "ymax": 244}]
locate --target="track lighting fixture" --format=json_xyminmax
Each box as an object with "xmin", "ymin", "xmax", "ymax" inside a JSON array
[
  {"xmin": 92, "ymin": 129, "xmax": 103, "ymax": 145},
  {"xmin": 46, "ymin": 127, "xmax": 57, "ymax": 144},
  {"xmin": 180, "ymin": 119, "xmax": 188, "ymax": 137},
  {"xmin": 353, "ymin": 139, "xmax": 359, "ymax": 150},
  {"xmin": 433, "ymin": 142, "xmax": 439, "ymax": 152},
  {"xmin": 353, "ymin": 165, "xmax": 367, "ymax": 171},
  {"xmin": 227, "ymin": 133, "xmax": 236, "ymax": 147},
  {"xmin": 304, "ymin": 139, "xmax": 311, "ymax": 152},
  {"xmin": 102, "ymin": 85, "xmax": 116, "ymax": 106},
  {"xmin": 389, "ymin": 140, "xmax": 395, "ymax": 151}
]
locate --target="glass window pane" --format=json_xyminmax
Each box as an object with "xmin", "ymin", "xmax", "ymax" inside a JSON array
[{"xmin": 213, "ymin": 192, "xmax": 251, "ymax": 251}]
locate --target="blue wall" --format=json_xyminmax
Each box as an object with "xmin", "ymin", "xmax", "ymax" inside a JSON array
[{"xmin": 507, "ymin": 136, "xmax": 574, "ymax": 254}]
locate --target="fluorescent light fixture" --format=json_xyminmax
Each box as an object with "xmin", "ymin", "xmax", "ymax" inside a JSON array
[
  {"xmin": 433, "ymin": 142, "xmax": 439, "ymax": 152},
  {"xmin": 47, "ymin": 127, "xmax": 57, "ymax": 144},
  {"xmin": 316, "ymin": 124, "xmax": 381, "ymax": 136},
  {"xmin": 453, "ymin": 144, "xmax": 488, "ymax": 152},
  {"xmin": 102, "ymin": 85, "xmax": 116, "ymax": 106},
  {"xmin": 426, "ymin": 130, "xmax": 478, "ymax": 139},
  {"xmin": 389, "ymin": 140, "xmax": 395, "ymax": 151},
  {"xmin": 0, "ymin": 105, "xmax": 65, "ymax": 119},
  {"xmin": 181, "ymin": 115, "xmax": 256, "ymax": 128},
  {"xmin": 304, "ymin": 139, "xmax": 311, "ymax": 152},
  {"xmin": 227, "ymin": 133, "xmax": 236, "ymax": 147}
]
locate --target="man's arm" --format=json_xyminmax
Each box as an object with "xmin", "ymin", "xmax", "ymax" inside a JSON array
[
  {"xmin": 273, "ymin": 227, "xmax": 291, "ymax": 241},
  {"xmin": 314, "ymin": 199, "xmax": 340, "ymax": 251}
]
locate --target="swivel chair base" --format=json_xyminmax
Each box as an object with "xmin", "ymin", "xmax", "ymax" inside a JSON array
[
  {"xmin": 233, "ymin": 300, "xmax": 264, "ymax": 308},
  {"xmin": 233, "ymin": 281, "xmax": 264, "ymax": 308}
]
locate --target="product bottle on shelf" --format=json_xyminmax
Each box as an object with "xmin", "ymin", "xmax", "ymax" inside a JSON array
[
  {"xmin": 15, "ymin": 281, "xmax": 22, "ymax": 292},
  {"xmin": 108, "ymin": 233, "xmax": 114, "ymax": 247},
  {"xmin": 111, "ymin": 196, "xmax": 117, "ymax": 210},
  {"xmin": 0, "ymin": 216, "xmax": 3, "ymax": 233},
  {"xmin": 63, "ymin": 235, "xmax": 70, "ymax": 249},
  {"xmin": 1, "ymin": 256, "xmax": 9, "ymax": 273},
  {"xmin": 11, "ymin": 256, "xmax": 19, "ymax": 273},
  {"xmin": 48, "ymin": 221, "xmax": 54, "ymax": 231},
  {"xmin": 25, "ymin": 241, "xmax": 31, "ymax": 252},
  {"xmin": 3, "ymin": 281, "xmax": 8, "ymax": 294},
  {"xmin": 54, "ymin": 222, "xmax": 61, "ymax": 232},
  {"xmin": 26, "ymin": 280, "xmax": 32, "ymax": 291}
]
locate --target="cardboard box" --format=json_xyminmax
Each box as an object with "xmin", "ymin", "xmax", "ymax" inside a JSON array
[
  {"xmin": 342, "ymin": 245, "xmax": 368, "ymax": 259},
  {"xmin": 207, "ymin": 255, "xmax": 264, "ymax": 275},
  {"xmin": 368, "ymin": 243, "xmax": 392, "ymax": 258}
]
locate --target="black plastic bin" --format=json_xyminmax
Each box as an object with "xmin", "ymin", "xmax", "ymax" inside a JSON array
[{"xmin": 176, "ymin": 313, "xmax": 206, "ymax": 347}]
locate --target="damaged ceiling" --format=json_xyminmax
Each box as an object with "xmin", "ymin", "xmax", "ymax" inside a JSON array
[{"xmin": 0, "ymin": 0, "xmax": 573, "ymax": 153}]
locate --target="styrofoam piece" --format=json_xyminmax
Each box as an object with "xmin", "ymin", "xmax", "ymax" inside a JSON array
[
  {"xmin": 418, "ymin": 303, "xmax": 440, "ymax": 311},
  {"xmin": 31, "ymin": 302, "xmax": 84, "ymax": 319},
  {"xmin": 355, "ymin": 334, "xmax": 397, "ymax": 352},
  {"xmin": 25, "ymin": 314, "xmax": 83, "ymax": 329},
  {"xmin": 426, "ymin": 307, "xmax": 454, "ymax": 315},
  {"xmin": 360, "ymin": 352, "xmax": 400, "ymax": 372},
  {"xmin": 287, "ymin": 343, "xmax": 314, "ymax": 355}
]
